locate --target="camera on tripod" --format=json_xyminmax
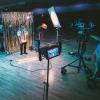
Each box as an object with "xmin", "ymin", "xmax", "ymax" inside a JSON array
[{"xmin": 38, "ymin": 42, "xmax": 61, "ymax": 61}]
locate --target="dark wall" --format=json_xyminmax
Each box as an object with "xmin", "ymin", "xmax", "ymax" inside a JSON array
[{"xmin": 34, "ymin": 9, "xmax": 100, "ymax": 40}]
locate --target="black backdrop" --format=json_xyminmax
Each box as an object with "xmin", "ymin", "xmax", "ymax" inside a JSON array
[{"xmin": 34, "ymin": 9, "xmax": 100, "ymax": 41}]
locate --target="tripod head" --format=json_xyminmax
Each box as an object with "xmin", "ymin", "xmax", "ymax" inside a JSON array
[{"xmin": 72, "ymin": 19, "xmax": 95, "ymax": 37}]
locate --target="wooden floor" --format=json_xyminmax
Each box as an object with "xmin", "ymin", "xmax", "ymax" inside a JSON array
[{"xmin": 0, "ymin": 38, "xmax": 100, "ymax": 100}]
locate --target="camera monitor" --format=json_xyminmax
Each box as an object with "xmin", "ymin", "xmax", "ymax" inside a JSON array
[
  {"xmin": 47, "ymin": 47, "xmax": 59, "ymax": 59},
  {"xmin": 39, "ymin": 42, "xmax": 61, "ymax": 61}
]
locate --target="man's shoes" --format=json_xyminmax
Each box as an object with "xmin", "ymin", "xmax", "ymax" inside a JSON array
[
  {"xmin": 20, "ymin": 52, "xmax": 28, "ymax": 55},
  {"xmin": 20, "ymin": 53, "xmax": 23, "ymax": 55},
  {"xmin": 24, "ymin": 52, "xmax": 28, "ymax": 54}
]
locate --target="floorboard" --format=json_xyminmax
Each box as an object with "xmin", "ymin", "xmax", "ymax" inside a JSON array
[{"xmin": 0, "ymin": 38, "xmax": 100, "ymax": 100}]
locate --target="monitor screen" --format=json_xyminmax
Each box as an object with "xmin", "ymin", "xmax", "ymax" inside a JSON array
[{"xmin": 47, "ymin": 47, "xmax": 59, "ymax": 59}]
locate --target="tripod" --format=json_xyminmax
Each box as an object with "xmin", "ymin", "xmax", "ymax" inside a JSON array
[
  {"xmin": 61, "ymin": 34, "xmax": 92, "ymax": 76},
  {"xmin": 68, "ymin": 31, "xmax": 84, "ymax": 56}
]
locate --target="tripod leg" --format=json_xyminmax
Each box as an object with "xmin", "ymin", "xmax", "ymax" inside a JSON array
[
  {"xmin": 81, "ymin": 57, "xmax": 92, "ymax": 76},
  {"xmin": 78, "ymin": 39, "xmax": 81, "ymax": 54},
  {"xmin": 78, "ymin": 57, "xmax": 82, "ymax": 73}
]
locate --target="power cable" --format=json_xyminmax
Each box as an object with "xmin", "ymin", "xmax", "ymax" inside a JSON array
[{"xmin": 9, "ymin": 59, "xmax": 52, "ymax": 73}]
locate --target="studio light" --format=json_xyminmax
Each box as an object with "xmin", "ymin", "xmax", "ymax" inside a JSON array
[
  {"xmin": 48, "ymin": 7, "xmax": 61, "ymax": 28},
  {"xmin": 48, "ymin": 6, "xmax": 61, "ymax": 41}
]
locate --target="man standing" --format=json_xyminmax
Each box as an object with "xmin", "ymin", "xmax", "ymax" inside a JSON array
[{"xmin": 17, "ymin": 24, "xmax": 28, "ymax": 55}]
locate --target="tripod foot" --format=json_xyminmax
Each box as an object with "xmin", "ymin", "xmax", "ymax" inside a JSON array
[
  {"xmin": 77, "ymin": 67, "xmax": 80, "ymax": 73},
  {"xmin": 87, "ymin": 77, "xmax": 96, "ymax": 89},
  {"xmin": 61, "ymin": 67, "xmax": 67, "ymax": 75}
]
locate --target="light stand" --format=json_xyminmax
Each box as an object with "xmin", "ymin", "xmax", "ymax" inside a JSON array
[
  {"xmin": 56, "ymin": 27, "xmax": 60, "ymax": 42},
  {"xmin": 42, "ymin": 7, "xmax": 62, "ymax": 99}
]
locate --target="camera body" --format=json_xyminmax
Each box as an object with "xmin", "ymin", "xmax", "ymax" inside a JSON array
[{"xmin": 39, "ymin": 42, "xmax": 61, "ymax": 61}]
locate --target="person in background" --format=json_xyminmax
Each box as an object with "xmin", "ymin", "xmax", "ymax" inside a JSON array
[
  {"xmin": 17, "ymin": 24, "xmax": 28, "ymax": 55},
  {"xmin": 37, "ymin": 23, "xmax": 47, "ymax": 41}
]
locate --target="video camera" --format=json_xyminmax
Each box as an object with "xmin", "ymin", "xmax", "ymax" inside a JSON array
[{"xmin": 39, "ymin": 42, "xmax": 61, "ymax": 61}]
